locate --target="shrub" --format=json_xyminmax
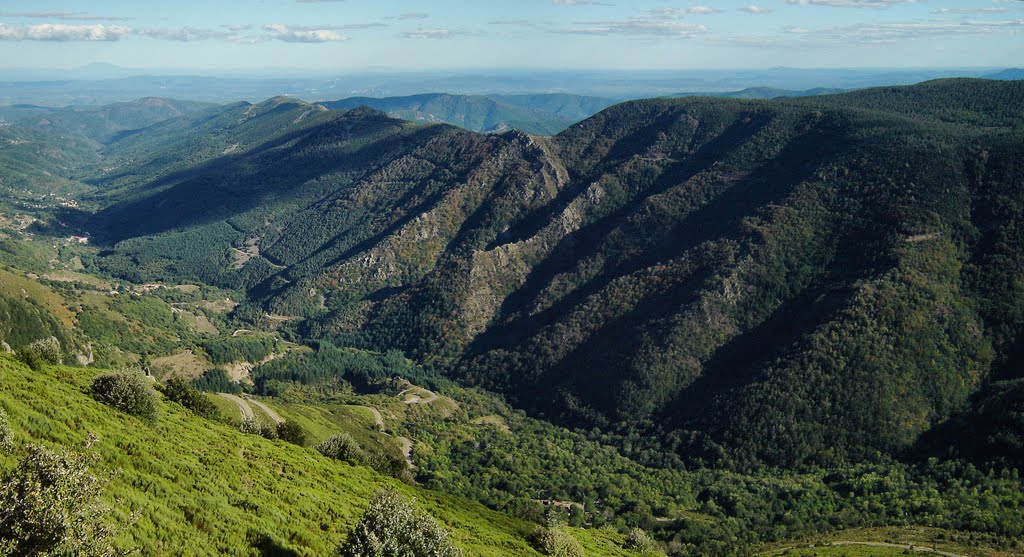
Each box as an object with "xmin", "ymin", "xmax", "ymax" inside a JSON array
[
  {"xmin": 16, "ymin": 338, "xmax": 63, "ymax": 371},
  {"xmin": 276, "ymin": 421, "xmax": 307, "ymax": 446},
  {"xmin": 0, "ymin": 409, "xmax": 11, "ymax": 452},
  {"xmin": 90, "ymin": 370, "xmax": 159, "ymax": 422},
  {"xmin": 623, "ymin": 527, "xmax": 655, "ymax": 553},
  {"xmin": 316, "ymin": 433, "xmax": 365, "ymax": 465},
  {"xmin": 339, "ymin": 488, "xmax": 463, "ymax": 557},
  {"xmin": 239, "ymin": 417, "xmax": 277, "ymax": 440},
  {"xmin": 0, "ymin": 440, "xmax": 122, "ymax": 556},
  {"xmin": 532, "ymin": 526, "xmax": 584, "ymax": 557},
  {"xmin": 160, "ymin": 377, "xmax": 219, "ymax": 419}
]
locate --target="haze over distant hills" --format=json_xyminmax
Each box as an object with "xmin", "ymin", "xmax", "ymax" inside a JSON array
[{"xmin": 0, "ymin": 65, "xmax": 1019, "ymax": 106}]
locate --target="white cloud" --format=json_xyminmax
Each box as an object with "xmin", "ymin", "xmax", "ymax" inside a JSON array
[
  {"xmin": 262, "ymin": 23, "xmax": 348, "ymax": 42},
  {"xmin": 0, "ymin": 23, "xmax": 131, "ymax": 41},
  {"xmin": 686, "ymin": 6, "xmax": 722, "ymax": 15},
  {"xmin": 740, "ymin": 5, "xmax": 773, "ymax": 14}
]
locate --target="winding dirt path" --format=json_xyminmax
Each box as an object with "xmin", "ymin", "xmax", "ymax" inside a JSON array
[
  {"xmin": 218, "ymin": 393, "xmax": 254, "ymax": 421},
  {"xmin": 246, "ymin": 397, "xmax": 284, "ymax": 424},
  {"xmin": 397, "ymin": 436, "xmax": 414, "ymax": 468},
  {"xmin": 364, "ymin": 406, "xmax": 385, "ymax": 431},
  {"xmin": 398, "ymin": 387, "xmax": 438, "ymax": 405}
]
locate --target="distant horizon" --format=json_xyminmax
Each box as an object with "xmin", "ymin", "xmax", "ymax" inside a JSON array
[{"xmin": 0, "ymin": 1, "xmax": 1020, "ymax": 72}]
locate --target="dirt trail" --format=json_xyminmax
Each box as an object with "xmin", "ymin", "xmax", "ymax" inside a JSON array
[
  {"xmin": 246, "ymin": 397, "xmax": 284, "ymax": 424},
  {"xmin": 397, "ymin": 436, "xmax": 414, "ymax": 468},
  {"xmin": 218, "ymin": 393, "xmax": 254, "ymax": 421},
  {"xmin": 398, "ymin": 387, "xmax": 438, "ymax": 405},
  {"xmin": 364, "ymin": 406, "xmax": 385, "ymax": 431}
]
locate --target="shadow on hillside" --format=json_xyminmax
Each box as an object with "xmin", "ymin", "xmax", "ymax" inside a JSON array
[
  {"xmin": 87, "ymin": 114, "xmax": 449, "ymax": 246},
  {"xmin": 462, "ymin": 112, "xmax": 855, "ymax": 424}
]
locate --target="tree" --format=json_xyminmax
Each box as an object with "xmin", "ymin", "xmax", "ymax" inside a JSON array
[
  {"xmin": 90, "ymin": 370, "xmax": 159, "ymax": 423},
  {"xmin": 0, "ymin": 436, "xmax": 124, "ymax": 557},
  {"xmin": 339, "ymin": 488, "xmax": 463, "ymax": 557}
]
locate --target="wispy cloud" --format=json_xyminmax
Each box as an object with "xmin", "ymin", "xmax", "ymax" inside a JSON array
[
  {"xmin": 686, "ymin": 6, "xmax": 723, "ymax": 15},
  {"xmin": 740, "ymin": 5, "xmax": 773, "ymax": 14},
  {"xmin": 0, "ymin": 23, "xmax": 131, "ymax": 41},
  {"xmin": 553, "ymin": 0, "xmax": 611, "ymax": 6},
  {"xmin": 0, "ymin": 11, "xmax": 132, "ymax": 22},
  {"xmin": 387, "ymin": 12, "xmax": 429, "ymax": 21},
  {"xmin": 782, "ymin": 17, "xmax": 1024, "ymax": 44},
  {"xmin": 786, "ymin": 0, "xmax": 920, "ymax": 8},
  {"xmin": 559, "ymin": 6, "xmax": 710, "ymax": 37},
  {"xmin": 401, "ymin": 28, "xmax": 466, "ymax": 39},
  {"xmin": 262, "ymin": 23, "xmax": 349, "ymax": 42}
]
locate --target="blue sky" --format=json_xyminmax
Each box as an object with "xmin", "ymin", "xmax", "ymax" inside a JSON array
[{"xmin": 0, "ymin": 0, "xmax": 1021, "ymax": 71}]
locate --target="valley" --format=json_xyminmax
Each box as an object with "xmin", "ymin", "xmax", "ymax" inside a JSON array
[{"xmin": 0, "ymin": 78, "xmax": 1022, "ymax": 556}]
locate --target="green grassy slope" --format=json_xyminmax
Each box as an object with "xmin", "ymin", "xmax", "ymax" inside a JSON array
[{"xmin": 0, "ymin": 355, "xmax": 641, "ymax": 556}]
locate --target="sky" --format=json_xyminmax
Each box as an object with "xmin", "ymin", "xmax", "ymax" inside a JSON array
[{"xmin": 0, "ymin": 0, "xmax": 1021, "ymax": 72}]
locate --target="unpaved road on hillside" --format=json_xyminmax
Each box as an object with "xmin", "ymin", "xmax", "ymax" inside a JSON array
[
  {"xmin": 398, "ymin": 387, "xmax": 438, "ymax": 405},
  {"xmin": 246, "ymin": 397, "xmax": 284, "ymax": 424},
  {"xmin": 397, "ymin": 436, "xmax": 414, "ymax": 468},
  {"xmin": 218, "ymin": 393, "xmax": 254, "ymax": 421},
  {"xmin": 364, "ymin": 406, "xmax": 385, "ymax": 430}
]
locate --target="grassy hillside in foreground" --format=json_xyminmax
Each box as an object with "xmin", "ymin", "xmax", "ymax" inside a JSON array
[{"xmin": 0, "ymin": 356, "xmax": 642, "ymax": 556}]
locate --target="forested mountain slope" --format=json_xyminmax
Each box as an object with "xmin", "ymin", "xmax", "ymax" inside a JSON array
[{"xmin": 83, "ymin": 79, "xmax": 1024, "ymax": 468}]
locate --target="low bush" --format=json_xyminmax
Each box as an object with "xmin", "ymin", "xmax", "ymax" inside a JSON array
[
  {"xmin": 316, "ymin": 433, "xmax": 365, "ymax": 465},
  {"xmin": 339, "ymin": 488, "xmax": 463, "ymax": 557},
  {"xmin": 16, "ymin": 338, "xmax": 62, "ymax": 371},
  {"xmin": 532, "ymin": 526, "xmax": 584, "ymax": 557},
  {"xmin": 0, "ymin": 409, "xmax": 11, "ymax": 452},
  {"xmin": 623, "ymin": 527, "xmax": 655, "ymax": 553},
  {"xmin": 276, "ymin": 421, "xmax": 306, "ymax": 446},
  {"xmin": 160, "ymin": 377, "xmax": 219, "ymax": 419},
  {"xmin": 90, "ymin": 370, "xmax": 159, "ymax": 422},
  {"xmin": 239, "ymin": 417, "xmax": 277, "ymax": 440},
  {"xmin": 0, "ymin": 439, "xmax": 122, "ymax": 556}
]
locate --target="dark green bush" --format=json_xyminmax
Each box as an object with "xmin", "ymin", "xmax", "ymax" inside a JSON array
[
  {"xmin": 160, "ymin": 377, "xmax": 219, "ymax": 419},
  {"xmin": 316, "ymin": 433, "xmax": 364, "ymax": 465},
  {"xmin": 0, "ymin": 441, "xmax": 121, "ymax": 556},
  {"xmin": 276, "ymin": 420, "xmax": 306, "ymax": 446},
  {"xmin": 90, "ymin": 370, "xmax": 159, "ymax": 422}
]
